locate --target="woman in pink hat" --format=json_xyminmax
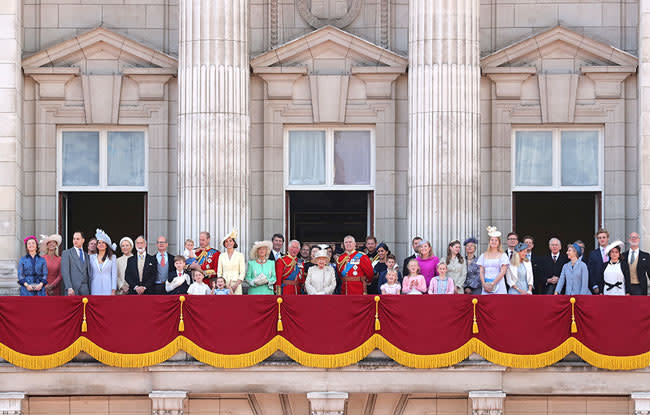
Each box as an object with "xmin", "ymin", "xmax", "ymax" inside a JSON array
[{"xmin": 40, "ymin": 234, "xmax": 63, "ymax": 295}]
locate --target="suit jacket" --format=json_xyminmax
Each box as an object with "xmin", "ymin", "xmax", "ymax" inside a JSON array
[
  {"xmin": 623, "ymin": 250, "xmax": 650, "ymax": 294},
  {"xmin": 529, "ymin": 254, "xmax": 543, "ymax": 293},
  {"xmin": 125, "ymin": 253, "xmax": 157, "ymax": 294},
  {"xmin": 535, "ymin": 253, "xmax": 569, "ymax": 294},
  {"xmin": 268, "ymin": 250, "xmax": 284, "ymax": 262},
  {"xmin": 60, "ymin": 247, "xmax": 90, "ymax": 295},
  {"xmin": 587, "ymin": 248, "xmax": 607, "ymax": 294}
]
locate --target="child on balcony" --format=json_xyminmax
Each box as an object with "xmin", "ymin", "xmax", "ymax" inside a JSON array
[
  {"xmin": 380, "ymin": 269, "xmax": 401, "ymax": 295},
  {"xmin": 187, "ymin": 269, "xmax": 211, "ymax": 295},
  {"xmin": 428, "ymin": 262, "xmax": 456, "ymax": 294},
  {"xmin": 402, "ymin": 259, "xmax": 427, "ymax": 294},
  {"xmin": 212, "ymin": 276, "xmax": 232, "ymax": 295}
]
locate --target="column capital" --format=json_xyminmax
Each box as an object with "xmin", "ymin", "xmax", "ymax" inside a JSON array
[
  {"xmin": 149, "ymin": 391, "xmax": 187, "ymax": 415},
  {"xmin": 0, "ymin": 392, "xmax": 26, "ymax": 415},
  {"xmin": 307, "ymin": 392, "xmax": 348, "ymax": 415},
  {"xmin": 469, "ymin": 391, "xmax": 506, "ymax": 415},
  {"xmin": 632, "ymin": 393, "xmax": 650, "ymax": 415}
]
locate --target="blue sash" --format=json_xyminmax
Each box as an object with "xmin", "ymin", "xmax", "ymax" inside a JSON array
[{"xmin": 342, "ymin": 252, "xmax": 363, "ymax": 278}]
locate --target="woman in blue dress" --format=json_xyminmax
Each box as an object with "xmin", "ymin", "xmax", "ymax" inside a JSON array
[
  {"xmin": 18, "ymin": 235, "xmax": 47, "ymax": 296},
  {"xmin": 89, "ymin": 229, "xmax": 117, "ymax": 295},
  {"xmin": 506, "ymin": 243, "xmax": 534, "ymax": 295},
  {"xmin": 477, "ymin": 227, "xmax": 509, "ymax": 295}
]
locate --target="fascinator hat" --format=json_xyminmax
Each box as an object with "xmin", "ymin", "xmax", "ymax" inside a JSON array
[
  {"xmin": 95, "ymin": 228, "xmax": 117, "ymax": 251},
  {"xmin": 222, "ymin": 229, "xmax": 239, "ymax": 249},
  {"xmin": 486, "ymin": 226, "xmax": 502, "ymax": 238},
  {"xmin": 39, "ymin": 234, "xmax": 62, "ymax": 253}
]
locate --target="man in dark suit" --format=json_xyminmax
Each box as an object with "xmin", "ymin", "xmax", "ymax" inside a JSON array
[
  {"xmin": 61, "ymin": 231, "xmax": 90, "ymax": 296},
  {"xmin": 269, "ymin": 233, "xmax": 285, "ymax": 261},
  {"xmin": 125, "ymin": 235, "xmax": 156, "ymax": 295},
  {"xmin": 523, "ymin": 235, "xmax": 542, "ymax": 290},
  {"xmin": 588, "ymin": 228, "xmax": 610, "ymax": 295},
  {"xmin": 505, "ymin": 232, "xmax": 519, "ymax": 259},
  {"xmin": 150, "ymin": 235, "xmax": 175, "ymax": 295},
  {"xmin": 536, "ymin": 237, "xmax": 569, "ymax": 294},
  {"xmin": 623, "ymin": 232, "xmax": 650, "ymax": 295},
  {"xmin": 402, "ymin": 236, "xmax": 422, "ymax": 272}
]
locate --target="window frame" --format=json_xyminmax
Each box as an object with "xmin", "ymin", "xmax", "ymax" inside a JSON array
[
  {"xmin": 57, "ymin": 126, "xmax": 149, "ymax": 192},
  {"xmin": 283, "ymin": 126, "xmax": 376, "ymax": 191},
  {"xmin": 511, "ymin": 126, "xmax": 604, "ymax": 192}
]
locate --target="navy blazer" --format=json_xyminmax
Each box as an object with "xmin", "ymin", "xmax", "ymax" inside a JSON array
[
  {"xmin": 587, "ymin": 248, "xmax": 607, "ymax": 294},
  {"xmin": 623, "ymin": 250, "xmax": 650, "ymax": 295}
]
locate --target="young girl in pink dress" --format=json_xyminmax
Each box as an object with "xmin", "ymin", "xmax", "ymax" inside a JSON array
[{"xmin": 402, "ymin": 259, "xmax": 427, "ymax": 295}]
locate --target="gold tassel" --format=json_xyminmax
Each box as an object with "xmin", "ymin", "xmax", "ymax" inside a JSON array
[
  {"xmin": 472, "ymin": 298, "xmax": 479, "ymax": 334},
  {"xmin": 374, "ymin": 296, "xmax": 381, "ymax": 331},
  {"xmin": 570, "ymin": 297, "xmax": 577, "ymax": 334},
  {"xmin": 277, "ymin": 297, "xmax": 284, "ymax": 332},
  {"xmin": 178, "ymin": 296, "xmax": 185, "ymax": 332},
  {"xmin": 81, "ymin": 297, "xmax": 88, "ymax": 333}
]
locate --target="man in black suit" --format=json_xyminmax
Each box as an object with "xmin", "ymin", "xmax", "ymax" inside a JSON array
[
  {"xmin": 269, "ymin": 233, "xmax": 284, "ymax": 261},
  {"xmin": 505, "ymin": 232, "xmax": 519, "ymax": 259},
  {"xmin": 523, "ymin": 235, "xmax": 542, "ymax": 290},
  {"xmin": 536, "ymin": 237, "xmax": 569, "ymax": 294},
  {"xmin": 125, "ymin": 235, "xmax": 156, "ymax": 295},
  {"xmin": 588, "ymin": 228, "xmax": 610, "ymax": 295},
  {"xmin": 402, "ymin": 236, "xmax": 422, "ymax": 272},
  {"xmin": 623, "ymin": 232, "xmax": 650, "ymax": 295}
]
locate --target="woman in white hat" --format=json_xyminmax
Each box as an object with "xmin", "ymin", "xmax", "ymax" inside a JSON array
[
  {"xmin": 603, "ymin": 240, "xmax": 630, "ymax": 296},
  {"xmin": 244, "ymin": 241, "xmax": 276, "ymax": 295},
  {"xmin": 39, "ymin": 234, "xmax": 62, "ymax": 295},
  {"xmin": 217, "ymin": 229, "xmax": 246, "ymax": 295},
  {"xmin": 89, "ymin": 228, "xmax": 118, "ymax": 295},
  {"xmin": 304, "ymin": 247, "xmax": 336, "ymax": 295},
  {"xmin": 477, "ymin": 226, "xmax": 509, "ymax": 295},
  {"xmin": 116, "ymin": 236, "xmax": 134, "ymax": 295}
]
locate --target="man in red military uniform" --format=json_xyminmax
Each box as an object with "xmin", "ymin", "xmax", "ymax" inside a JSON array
[
  {"xmin": 190, "ymin": 231, "xmax": 220, "ymax": 287},
  {"xmin": 337, "ymin": 235, "xmax": 373, "ymax": 295},
  {"xmin": 275, "ymin": 240, "xmax": 304, "ymax": 295}
]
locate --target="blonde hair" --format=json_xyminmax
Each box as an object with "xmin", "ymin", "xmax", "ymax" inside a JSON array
[
  {"xmin": 406, "ymin": 258, "xmax": 421, "ymax": 275},
  {"xmin": 484, "ymin": 236, "xmax": 503, "ymax": 255}
]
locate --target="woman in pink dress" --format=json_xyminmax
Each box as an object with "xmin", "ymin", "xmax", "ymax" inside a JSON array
[
  {"xmin": 39, "ymin": 234, "xmax": 62, "ymax": 296},
  {"xmin": 416, "ymin": 240, "xmax": 440, "ymax": 287}
]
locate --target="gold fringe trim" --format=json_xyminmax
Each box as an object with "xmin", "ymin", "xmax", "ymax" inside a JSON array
[{"xmin": 2, "ymin": 334, "xmax": 650, "ymax": 371}]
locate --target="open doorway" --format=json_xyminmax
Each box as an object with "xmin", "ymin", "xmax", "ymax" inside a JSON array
[
  {"xmin": 513, "ymin": 192, "xmax": 600, "ymax": 255},
  {"xmin": 59, "ymin": 192, "xmax": 147, "ymax": 250},
  {"xmin": 287, "ymin": 191, "xmax": 373, "ymax": 246}
]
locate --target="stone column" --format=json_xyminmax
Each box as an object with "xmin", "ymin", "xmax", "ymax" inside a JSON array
[
  {"xmin": 632, "ymin": 393, "xmax": 650, "ymax": 415},
  {"xmin": 469, "ymin": 391, "xmax": 505, "ymax": 415},
  {"xmin": 407, "ymin": 0, "xmax": 481, "ymax": 254},
  {"xmin": 640, "ymin": 0, "xmax": 650, "ymax": 251},
  {"xmin": 0, "ymin": 0, "xmax": 22, "ymax": 292},
  {"xmin": 177, "ymin": 0, "xmax": 249, "ymax": 250},
  {"xmin": 0, "ymin": 393, "xmax": 25, "ymax": 414},
  {"xmin": 149, "ymin": 391, "xmax": 187, "ymax": 415},
  {"xmin": 307, "ymin": 392, "xmax": 348, "ymax": 415}
]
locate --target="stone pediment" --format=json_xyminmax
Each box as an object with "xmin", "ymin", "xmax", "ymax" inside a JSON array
[
  {"xmin": 481, "ymin": 25, "xmax": 637, "ymax": 72},
  {"xmin": 251, "ymin": 25, "xmax": 407, "ymax": 72}
]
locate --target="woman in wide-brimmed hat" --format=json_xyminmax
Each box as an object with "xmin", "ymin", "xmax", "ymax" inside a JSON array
[
  {"xmin": 244, "ymin": 240, "xmax": 276, "ymax": 295},
  {"xmin": 217, "ymin": 229, "xmax": 246, "ymax": 294},
  {"xmin": 603, "ymin": 240, "xmax": 629, "ymax": 296},
  {"xmin": 39, "ymin": 234, "xmax": 63, "ymax": 295}
]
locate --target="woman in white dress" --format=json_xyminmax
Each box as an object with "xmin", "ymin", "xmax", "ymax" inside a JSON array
[
  {"xmin": 304, "ymin": 248, "xmax": 336, "ymax": 295},
  {"xmin": 603, "ymin": 240, "xmax": 629, "ymax": 296},
  {"xmin": 477, "ymin": 226, "xmax": 509, "ymax": 295},
  {"xmin": 89, "ymin": 228, "xmax": 117, "ymax": 295},
  {"xmin": 216, "ymin": 229, "xmax": 246, "ymax": 294},
  {"xmin": 115, "ymin": 236, "xmax": 133, "ymax": 295}
]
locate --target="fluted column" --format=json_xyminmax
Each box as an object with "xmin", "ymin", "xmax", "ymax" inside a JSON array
[
  {"xmin": 640, "ymin": 0, "xmax": 650, "ymax": 251},
  {"xmin": 149, "ymin": 391, "xmax": 187, "ymax": 415},
  {"xmin": 407, "ymin": 0, "xmax": 480, "ymax": 254},
  {"xmin": 0, "ymin": 393, "xmax": 25, "ymax": 415},
  {"xmin": 177, "ymin": 0, "xmax": 249, "ymax": 249},
  {"xmin": 469, "ymin": 391, "xmax": 505, "ymax": 415}
]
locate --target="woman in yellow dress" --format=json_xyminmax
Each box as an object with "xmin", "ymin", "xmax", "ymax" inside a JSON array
[{"xmin": 216, "ymin": 229, "xmax": 246, "ymax": 294}]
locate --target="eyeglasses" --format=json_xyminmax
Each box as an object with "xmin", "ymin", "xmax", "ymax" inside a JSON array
[{"xmin": 157, "ymin": 241, "xmax": 167, "ymax": 244}]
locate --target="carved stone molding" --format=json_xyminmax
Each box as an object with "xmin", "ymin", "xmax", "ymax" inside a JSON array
[
  {"xmin": 632, "ymin": 393, "xmax": 650, "ymax": 415},
  {"xmin": 581, "ymin": 66, "xmax": 636, "ymax": 99},
  {"xmin": 149, "ymin": 391, "xmax": 187, "ymax": 415},
  {"xmin": 538, "ymin": 73, "xmax": 579, "ymax": 123},
  {"xmin": 0, "ymin": 392, "xmax": 25, "ymax": 415},
  {"xmin": 270, "ymin": 0, "xmax": 279, "ymax": 47},
  {"xmin": 469, "ymin": 391, "xmax": 505, "ymax": 415},
  {"xmin": 23, "ymin": 68, "xmax": 79, "ymax": 100},
  {"xmin": 296, "ymin": 0, "xmax": 362, "ymax": 29},
  {"xmin": 307, "ymin": 392, "xmax": 348, "ymax": 415},
  {"xmin": 484, "ymin": 67, "xmax": 536, "ymax": 100}
]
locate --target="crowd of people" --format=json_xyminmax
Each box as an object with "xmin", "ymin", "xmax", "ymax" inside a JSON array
[{"xmin": 16, "ymin": 225, "xmax": 648, "ymax": 297}]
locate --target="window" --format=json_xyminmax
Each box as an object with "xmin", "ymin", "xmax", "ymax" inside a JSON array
[
  {"xmin": 285, "ymin": 127, "xmax": 374, "ymax": 189},
  {"xmin": 513, "ymin": 128, "xmax": 602, "ymax": 191},
  {"xmin": 58, "ymin": 128, "xmax": 147, "ymax": 190}
]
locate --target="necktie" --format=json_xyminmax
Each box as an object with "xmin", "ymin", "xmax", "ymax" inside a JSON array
[
  {"xmin": 161, "ymin": 254, "xmax": 166, "ymax": 267},
  {"xmin": 553, "ymin": 255, "xmax": 557, "ymax": 263},
  {"xmin": 631, "ymin": 251, "xmax": 636, "ymax": 264},
  {"xmin": 78, "ymin": 248, "xmax": 84, "ymax": 263}
]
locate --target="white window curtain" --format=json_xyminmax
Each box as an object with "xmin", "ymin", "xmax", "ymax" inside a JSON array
[
  {"xmin": 515, "ymin": 131, "xmax": 552, "ymax": 186},
  {"xmin": 334, "ymin": 131, "xmax": 371, "ymax": 185},
  {"xmin": 561, "ymin": 131, "xmax": 599, "ymax": 186},
  {"xmin": 62, "ymin": 131, "xmax": 99, "ymax": 186},
  {"xmin": 108, "ymin": 131, "xmax": 145, "ymax": 186},
  {"xmin": 288, "ymin": 131, "xmax": 326, "ymax": 185}
]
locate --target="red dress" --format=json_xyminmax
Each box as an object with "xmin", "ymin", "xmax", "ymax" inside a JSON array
[
  {"xmin": 275, "ymin": 256, "xmax": 304, "ymax": 295},
  {"xmin": 336, "ymin": 250, "xmax": 373, "ymax": 295},
  {"xmin": 43, "ymin": 254, "xmax": 62, "ymax": 295}
]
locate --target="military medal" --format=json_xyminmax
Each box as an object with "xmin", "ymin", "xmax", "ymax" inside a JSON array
[{"xmin": 353, "ymin": 264, "xmax": 358, "ymax": 276}]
